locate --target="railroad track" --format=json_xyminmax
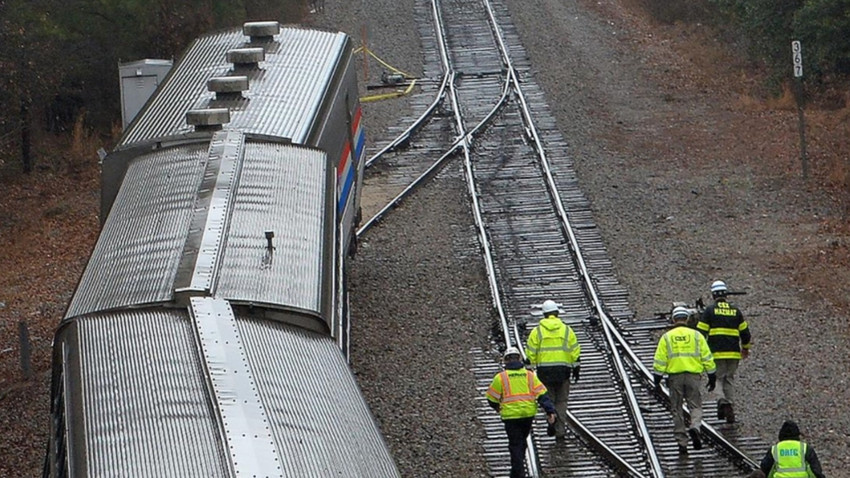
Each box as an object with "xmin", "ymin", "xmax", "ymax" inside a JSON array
[{"xmin": 361, "ymin": 0, "xmax": 768, "ymax": 476}]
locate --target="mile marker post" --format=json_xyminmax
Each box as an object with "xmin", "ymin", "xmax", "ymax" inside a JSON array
[
  {"xmin": 18, "ymin": 320, "xmax": 32, "ymax": 380},
  {"xmin": 792, "ymin": 40, "xmax": 808, "ymax": 180}
]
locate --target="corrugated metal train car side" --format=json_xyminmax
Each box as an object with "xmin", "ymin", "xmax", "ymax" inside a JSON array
[
  {"xmin": 104, "ymin": 22, "xmax": 365, "ymax": 258},
  {"xmin": 43, "ymin": 22, "xmax": 398, "ymax": 478}
]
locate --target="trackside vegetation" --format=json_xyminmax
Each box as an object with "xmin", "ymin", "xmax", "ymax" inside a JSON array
[
  {"xmin": 639, "ymin": 0, "xmax": 850, "ymax": 85},
  {"xmin": 0, "ymin": 0, "xmax": 310, "ymax": 172},
  {"xmin": 1, "ymin": 0, "xmax": 848, "ymax": 172}
]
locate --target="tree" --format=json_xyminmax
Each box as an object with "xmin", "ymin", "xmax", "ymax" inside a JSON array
[
  {"xmin": 0, "ymin": 0, "xmax": 311, "ymax": 172},
  {"xmin": 0, "ymin": 0, "xmax": 68, "ymax": 172},
  {"xmin": 793, "ymin": 0, "xmax": 850, "ymax": 78},
  {"xmin": 710, "ymin": 0, "xmax": 850, "ymax": 84}
]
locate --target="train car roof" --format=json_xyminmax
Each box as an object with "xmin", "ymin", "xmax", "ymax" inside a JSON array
[
  {"xmin": 53, "ymin": 302, "xmax": 399, "ymax": 477},
  {"xmin": 67, "ymin": 133, "xmax": 335, "ymax": 332},
  {"xmin": 120, "ymin": 24, "xmax": 351, "ymax": 146}
]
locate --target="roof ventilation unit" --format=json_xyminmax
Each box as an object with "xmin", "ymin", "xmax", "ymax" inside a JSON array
[
  {"xmin": 207, "ymin": 76, "xmax": 249, "ymax": 99},
  {"xmin": 243, "ymin": 21, "xmax": 280, "ymax": 42},
  {"xmin": 226, "ymin": 47, "xmax": 265, "ymax": 67},
  {"xmin": 186, "ymin": 108, "xmax": 230, "ymax": 131}
]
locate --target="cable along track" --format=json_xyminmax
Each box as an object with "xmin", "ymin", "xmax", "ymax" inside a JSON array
[{"xmin": 361, "ymin": 0, "xmax": 769, "ymax": 476}]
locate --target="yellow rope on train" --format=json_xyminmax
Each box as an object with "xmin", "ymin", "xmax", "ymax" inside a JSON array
[{"xmin": 355, "ymin": 46, "xmax": 418, "ymax": 103}]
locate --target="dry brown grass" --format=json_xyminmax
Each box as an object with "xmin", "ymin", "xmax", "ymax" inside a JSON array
[
  {"xmin": 735, "ymin": 83, "xmax": 797, "ymax": 112},
  {"xmin": 765, "ymin": 83, "xmax": 797, "ymax": 110},
  {"xmin": 734, "ymin": 93, "xmax": 768, "ymax": 111},
  {"xmin": 621, "ymin": 0, "xmax": 850, "ymax": 216},
  {"xmin": 69, "ymin": 113, "xmax": 100, "ymax": 166}
]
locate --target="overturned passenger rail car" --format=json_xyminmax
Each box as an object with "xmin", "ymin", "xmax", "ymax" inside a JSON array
[{"xmin": 44, "ymin": 22, "xmax": 397, "ymax": 478}]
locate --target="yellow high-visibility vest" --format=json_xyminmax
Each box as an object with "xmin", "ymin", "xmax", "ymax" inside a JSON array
[
  {"xmin": 770, "ymin": 440, "xmax": 811, "ymax": 477},
  {"xmin": 525, "ymin": 316, "xmax": 580, "ymax": 369},
  {"xmin": 486, "ymin": 368, "xmax": 547, "ymax": 419},
  {"xmin": 653, "ymin": 326, "xmax": 716, "ymax": 375}
]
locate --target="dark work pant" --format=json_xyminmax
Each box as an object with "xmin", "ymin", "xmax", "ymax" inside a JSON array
[
  {"xmin": 541, "ymin": 379, "xmax": 569, "ymax": 437},
  {"xmin": 504, "ymin": 417, "xmax": 534, "ymax": 478}
]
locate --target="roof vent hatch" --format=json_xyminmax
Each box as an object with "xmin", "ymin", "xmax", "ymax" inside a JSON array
[
  {"xmin": 186, "ymin": 108, "xmax": 230, "ymax": 131},
  {"xmin": 207, "ymin": 76, "xmax": 249, "ymax": 99},
  {"xmin": 226, "ymin": 47, "xmax": 265, "ymax": 67},
  {"xmin": 243, "ymin": 21, "xmax": 280, "ymax": 42}
]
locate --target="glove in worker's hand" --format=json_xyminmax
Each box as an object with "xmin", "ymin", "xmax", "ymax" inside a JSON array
[
  {"xmin": 707, "ymin": 373, "xmax": 717, "ymax": 392},
  {"xmin": 572, "ymin": 365, "xmax": 580, "ymax": 383},
  {"xmin": 547, "ymin": 412, "xmax": 557, "ymax": 425},
  {"xmin": 653, "ymin": 374, "xmax": 663, "ymax": 394},
  {"xmin": 741, "ymin": 348, "xmax": 750, "ymax": 359}
]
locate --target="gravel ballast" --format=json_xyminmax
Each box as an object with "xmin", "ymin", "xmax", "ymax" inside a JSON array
[{"xmin": 312, "ymin": 0, "xmax": 849, "ymax": 476}]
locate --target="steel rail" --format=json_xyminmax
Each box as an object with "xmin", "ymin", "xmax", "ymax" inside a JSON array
[
  {"xmin": 509, "ymin": 35, "xmax": 666, "ymax": 478},
  {"xmin": 363, "ymin": 0, "xmax": 453, "ymax": 170},
  {"xmin": 478, "ymin": 0, "xmax": 663, "ymax": 475},
  {"xmin": 481, "ymin": 0, "xmax": 760, "ymax": 473},
  {"xmin": 444, "ymin": 0, "xmax": 647, "ymax": 474},
  {"xmin": 357, "ymin": 0, "xmax": 514, "ymax": 238},
  {"xmin": 355, "ymin": 77, "xmax": 511, "ymax": 237},
  {"xmin": 477, "ymin": 0, "xmax": 649, "ymax": 475},
  {"xmin": 434, "ymin": 0, "xmax": 542, "ymax": 473},
  {"xmin": 427, "ymin": 0, "xmax": 569, "ymax": 474},
  {"xmin": 364, "ymin": 74, "xmax": 450, "ymax": 169},
  {"xmin": 358, "ymin": 0, "xmax": 514, "ymax": 238},
  {"xmin": 453, "ymin": 89, "xmax": 544, "ymax": 478}
]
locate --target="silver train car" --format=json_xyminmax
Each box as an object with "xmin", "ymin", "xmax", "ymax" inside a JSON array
[{"xmin": 44, "ymin": 22, "xmax": 399, "ymax": 478}]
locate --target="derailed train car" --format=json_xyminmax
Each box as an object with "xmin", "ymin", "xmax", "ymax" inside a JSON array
[{"xmin": 44, "ymin": 22, "xmax": 399, "ymax": 478}]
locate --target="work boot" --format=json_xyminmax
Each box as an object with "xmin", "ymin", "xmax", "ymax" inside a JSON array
[
  {"xmin": 717, "ymin": 403, "xmax": 727, "ymax": 420},
  {"xmin": 725, "ymin": 404, "xmax": 736, "ymax": 424},
  {"xmin": 688, "ymin": 429, "xmax": 702, "ymax": 450}
]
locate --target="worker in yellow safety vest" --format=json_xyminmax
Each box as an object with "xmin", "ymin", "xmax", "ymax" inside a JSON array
[
  {"xmin": 653, "ymin": 306, "xmax": 716, "ymax": 455},
  {"xmin": 525, "ymin": 299, "xmax": 580, "ymax": 441},
  {"xmin": 486, "ymin": 347, "xmax": 557, "ymax": 478},
  {"xmin": 758, "ymin": 420, "xmax": 826, "ymax": 478}
]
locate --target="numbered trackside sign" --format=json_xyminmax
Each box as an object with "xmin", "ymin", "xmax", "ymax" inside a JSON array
[{"xmin": 792, "ymin": 40, "xmax": 803, "ymax": 78}]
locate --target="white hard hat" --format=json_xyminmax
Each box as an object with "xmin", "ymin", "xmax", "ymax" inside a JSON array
[
  {"xmin": 503, "ymin": 347, "xmax": 522, "ymax": 360},
  {"xmin": 711, "ymin": 280, "xmax": 728, "ymax": 296},
  {"xmin": 541, "ymin": 300, "xmax": 559, "ymax": 315},
  {"xmin": 671, "ymin": 306, "xmax": 690, "ymax": 321}
]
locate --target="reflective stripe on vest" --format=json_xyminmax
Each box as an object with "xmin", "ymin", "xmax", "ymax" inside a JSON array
[
  {"xmin": 496, "ymin": 370, "xmax": 545, "ymax": 419},
  {"xmin": 654, "ymin": 328, "xmax": 713, "ymax": 374},
  {"xmin": 531, "ymin": 326, "xmax": 579, "ymax": 368},
  {"xmin": 770, "ymin": 441, "xmax": 809, "ymax": 477},
  {"xmin": 707, "ymin": 327, "xmax": 740, "ymax": 337}
]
